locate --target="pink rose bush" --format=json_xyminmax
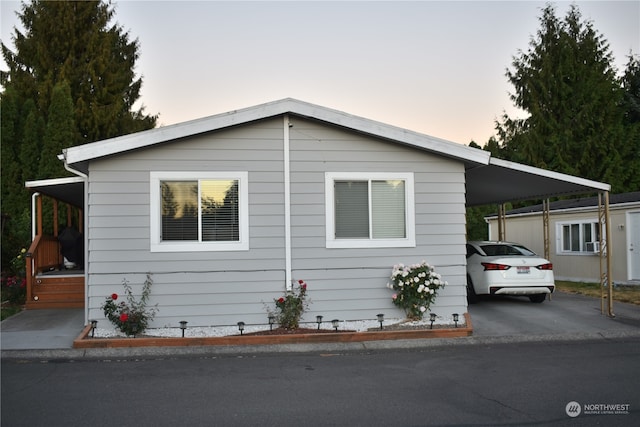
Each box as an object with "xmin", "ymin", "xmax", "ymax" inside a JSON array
[{"xmin": 387, "ymin": 261, "xmax": 447, "ymax": 320}]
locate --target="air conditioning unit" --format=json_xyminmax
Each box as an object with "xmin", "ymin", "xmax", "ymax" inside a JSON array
[{"xmin": 585, "ymin": 241, "xmax": 600, "ymax": 253}]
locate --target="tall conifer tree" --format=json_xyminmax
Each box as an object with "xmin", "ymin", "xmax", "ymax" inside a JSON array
[
  {"xmin": 495, "ymin": 4, "xmax": 635, "ymax": 192},
  {"xmin": 1, "ymin": 0, "xmax": 157, "ymax": 267}
]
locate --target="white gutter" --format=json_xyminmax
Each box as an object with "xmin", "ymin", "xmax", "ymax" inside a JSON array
[
  {"xmin": 283, "ymin": 115, "xmax": 292, "ymax": 290},
  {"xmin": 31, "ymin": 192, "xmax": 39, "ymax": 240}
]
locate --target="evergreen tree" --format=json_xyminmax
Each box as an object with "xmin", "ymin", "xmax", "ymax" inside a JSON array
[
  {"xmin": 0, "ymin": 0, "xmax": 157, "ymax": 269},
  {"xmin": 620, "ymin": 56, "xmax": 640, "ymax": 191},
  {"xmin": 39, "ymin": 81, "xmax": 75, "ymax": 179},
  {"xmin": 494, "ymin": 4, "xmax": 635, "ymax": 192}
]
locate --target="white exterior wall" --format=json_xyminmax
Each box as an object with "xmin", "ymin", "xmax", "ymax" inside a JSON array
[
  {"xmin": 488, "ymin": 205, "xmax": 637, "ymax": 284},
  {"xmin": 86, "ymin": 116, "xmax": 468, "ymax": 328}
]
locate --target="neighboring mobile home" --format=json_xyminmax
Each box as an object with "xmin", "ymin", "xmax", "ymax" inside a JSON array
[
  {"xmin": 485, "ymin": 192, "xmax": 640, "ymax": 285},
  {"xmin": 25, "ymin": 99, "xmax": 611, "ymax": 327}
]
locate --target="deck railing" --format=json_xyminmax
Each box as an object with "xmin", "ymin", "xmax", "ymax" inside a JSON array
[{"xmin": 25, "ymin": 235, "xmax": 61, "ymax": 302}]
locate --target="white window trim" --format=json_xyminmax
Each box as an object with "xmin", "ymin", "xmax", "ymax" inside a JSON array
[
  {"xmin": 150, "ymin": 171, "xmax": 249, "ymax": 252},
  {"xmin": 555, "ymin": 219, "xmax": 601, "ymax": 255},
  {"xmin": 325, "ymin": 172, "xmax": 416, "ymax": 249}
]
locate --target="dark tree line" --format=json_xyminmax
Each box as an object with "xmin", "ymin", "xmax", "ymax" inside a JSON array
[
  {"xmin": 1, "ymin": 1, "xmax": 157, "ymax": 268},
  {"xmin": 467, "ymin": 4, "xmax": 640, "ymax": 240}
]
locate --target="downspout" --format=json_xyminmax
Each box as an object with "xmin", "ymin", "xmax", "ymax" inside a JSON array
[
  {"xmin": 31, "ymin": 192, "xmax": 39, "ymax": 240},
  {"xmin": 60, "ymin": 153, "xmax": 90, "ymax": 324},
  {"xmin": 283, "ymin": 115, "xmax": 293, "ymax": 290}
]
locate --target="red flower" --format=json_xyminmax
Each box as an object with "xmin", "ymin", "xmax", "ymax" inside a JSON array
[
  {"xmin": 111, "ymin": 293, "xmax": 118, "ymax": 300},
  {"xmin": 298, "ymin": 279, "xmax": 307, "ymax": 290},
  {"xmin": 119, "ymin": 313, "xmax": 128, "ymax": 322}
]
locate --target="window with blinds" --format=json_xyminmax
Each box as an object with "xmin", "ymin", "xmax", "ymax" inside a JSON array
[
  {"xmin": 161, "ymin": 180, "xmax": 239, "ymax": 242},
  {"xmin": 150, "ymin": 171, "xmax": 248, "ymax": 252},
  {"xmin": 334, "ymin": 180, "xmax": 406, "ymax": 239},
  {"xmin": 325, "ymin": 172, "xmax": 415, "ymax": 249}
]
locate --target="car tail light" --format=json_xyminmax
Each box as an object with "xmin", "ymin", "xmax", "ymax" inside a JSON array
[
  {"xmin": 536, "ymin": 263, "xmax": 553, "ymax": 270},
  {"xmin": 481, "ymin": 262, "xmax": 511, "ymax": 271}
]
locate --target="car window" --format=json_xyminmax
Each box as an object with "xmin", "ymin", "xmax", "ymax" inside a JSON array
[
  {"xmin": 466, "ymin": 244, "xmax": 480, "ymax": 258},
  {"xmin": 480, "ymin": 244, "xmax": 535, "ymax": 256}
]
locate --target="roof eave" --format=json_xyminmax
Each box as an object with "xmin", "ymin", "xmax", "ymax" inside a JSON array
[{"xmin": 63, "ymin": 98, "xmax": 490, "ymax": 169}]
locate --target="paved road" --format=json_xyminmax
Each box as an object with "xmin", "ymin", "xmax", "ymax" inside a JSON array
[{"xmin": 2, "ymin": 337, "xmax": 639, "ymax": 426}]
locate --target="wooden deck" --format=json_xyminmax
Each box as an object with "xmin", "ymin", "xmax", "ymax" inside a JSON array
[{"xmin": 26, "ymin": 269, "xmax": 85, "ymax": 310}]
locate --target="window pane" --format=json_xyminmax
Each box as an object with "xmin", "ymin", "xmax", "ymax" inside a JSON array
[
  {"xmin": 201, "ymin": 180, "xmax": 239, "ymax": 242},
  {"xmin": 371, "ymin": 180, "xmax": 405, "ymax": 238},
  {"xmin": 161, "ymin": 181, "xmax": 198, "ymax": 241},
  {"xmin": 571, "ymin": 224, "xmax": 580, "ymax": 251},
  {"xmin": 335, "ymin": 181, "xmax": 369, "ymax": 238},
  {"xmin": 563, "ymin": 225, "xmax": 571, "ymax": 251},
  {"xmin": 583, "ymin": 223, "xmax": 592, "ymax": 250}
]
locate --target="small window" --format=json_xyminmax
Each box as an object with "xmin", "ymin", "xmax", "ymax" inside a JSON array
[
  {"xmin": 150, "ymin": 172, "xmax": 248, "ymax": 252},
  {"xmin": 557, "ymin": 220, "xmax": 600, "ymax": 254},
  {"xmin": 325, "ymin": 172, "xmax": 415, "ymax": 248}
]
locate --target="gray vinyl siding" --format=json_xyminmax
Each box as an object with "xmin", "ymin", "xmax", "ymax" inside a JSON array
[
  {"xmin": 86, "ymin": 116, "xmax": 468, "ymax": 328},
  {"xmin": 87, "ymin": 118, "xmax": 288, "ymax": 326},
  {"xmin": 287, "ymin": 117, "xmax": 467, "ymax": 323}
]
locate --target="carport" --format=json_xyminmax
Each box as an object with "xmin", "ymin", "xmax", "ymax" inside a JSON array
[{"xmin": 465, "ymin": 157, "xmax": 613, "ymax": 316}]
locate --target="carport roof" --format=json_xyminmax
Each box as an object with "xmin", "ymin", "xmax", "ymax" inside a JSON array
[{"xmin": 26, "ymin": 98, "xmax": 610, "ymax": 208}]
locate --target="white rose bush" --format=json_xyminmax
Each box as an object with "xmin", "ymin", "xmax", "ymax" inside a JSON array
[{"xmin": 387, "ymin": 261, "xmax": 447, "ymax": 320}]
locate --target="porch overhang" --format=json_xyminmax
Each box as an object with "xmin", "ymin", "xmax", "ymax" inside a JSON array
[{"xmin": 25, "ymin": 177, "xmax": 85, "ymax": 208}]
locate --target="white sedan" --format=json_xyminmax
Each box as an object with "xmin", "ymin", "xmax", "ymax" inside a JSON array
[{"xmin": 466, "ymin": 241, "xmax": 555, "ymax": 304}]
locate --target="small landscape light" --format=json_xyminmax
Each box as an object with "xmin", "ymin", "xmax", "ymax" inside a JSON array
[
  {"xmin": 268, "ymin": 315, "xmax": 275, "ymax": 331},
  {"xmin": 130, "ymin": 322, "xmax": 139, "ymax": 338},
  {"xmin": 377, "ymin": 313, "xmax": 385, "ymax": 330},
  {"xmin": 331, "ymin": 319, "xmax": 340, "ymax": 332},
  {"xmin": 429, "ymin": 313, "xmax": 437, "ymax": 329},
  {"xmin": 90, "ymin": 320, "xmax": 98, "ymax": 338},
  {"xmin": 452, "ymin": 313, "xmax": 459, "ymax": 328},
  {"xmin": 316, "ymin": 315, "xmax": 323, "ymax": 330},
  {"xmin": 237, "ymin": 321, "xmax": 245, "ymax": 335},
  {"xmin": 179, "ymin": 320, "xmax": 188, "ymax": 338}
]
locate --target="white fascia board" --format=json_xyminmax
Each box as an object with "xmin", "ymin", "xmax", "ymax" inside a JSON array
[
  {"xmin": 489, "ymin": 157, "xmax": 611, "ymax": 192},
  {"xmin": 63, "ymin": 99, "xmax": 292, "ymax": 165},
  {"xmin": 287, "ymin": 99, "xmax": 490, "ymax": 166},
  {"xmin": 25, "ymin": 176, "xmax": 85, "ymax": 188},
  {"xmin": 63, "ymin": 98, "xmax": 490, "ymax": 167}
]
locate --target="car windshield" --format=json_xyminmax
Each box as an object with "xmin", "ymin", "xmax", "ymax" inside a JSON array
[{"xmin": 480, "ymin": 244, "xmax": 536, "ymax": 257}]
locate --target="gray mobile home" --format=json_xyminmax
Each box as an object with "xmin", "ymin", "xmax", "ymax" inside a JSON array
[{"xmin": 26, "ymin": 99, "xmax": 611, "ymax": 327}]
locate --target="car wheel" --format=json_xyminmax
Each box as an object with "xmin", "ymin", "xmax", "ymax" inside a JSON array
[
  {"xmin": 466, "ymin": 276, "xmax": 478, "ymax": 304},
  {"xmin": 528, "ymin": 294, "xmax": 546, "ymax": 303}
]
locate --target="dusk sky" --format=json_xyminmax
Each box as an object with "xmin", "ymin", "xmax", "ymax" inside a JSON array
[{"xmin": 1, "ymin": 1, "xmax": 638, "ymax": 145}]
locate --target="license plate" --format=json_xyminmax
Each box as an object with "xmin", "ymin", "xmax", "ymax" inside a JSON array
[{"xmin": 517, "ymin": 266, "xmax": 530, "ymax": 274}]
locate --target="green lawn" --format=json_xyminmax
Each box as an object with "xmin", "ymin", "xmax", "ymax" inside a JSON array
[{"xmin": 556, "ymin": 280, "xmax": 640, "ymax": 306}]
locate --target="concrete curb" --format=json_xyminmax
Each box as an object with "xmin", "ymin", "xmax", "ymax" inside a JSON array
[{"xmin": 3, "ymin": 328, "xmax": 639, "ymax": 362}]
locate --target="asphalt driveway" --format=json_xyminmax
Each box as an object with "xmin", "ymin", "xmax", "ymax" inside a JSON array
[{"xmin": 468, "ymin": 291, "xmax": 640, "ymax": 339}]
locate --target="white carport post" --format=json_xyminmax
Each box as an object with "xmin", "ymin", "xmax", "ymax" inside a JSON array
[{"xmin": 598, "ymin": 191, "xmax": 614, "ymax": 317}]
